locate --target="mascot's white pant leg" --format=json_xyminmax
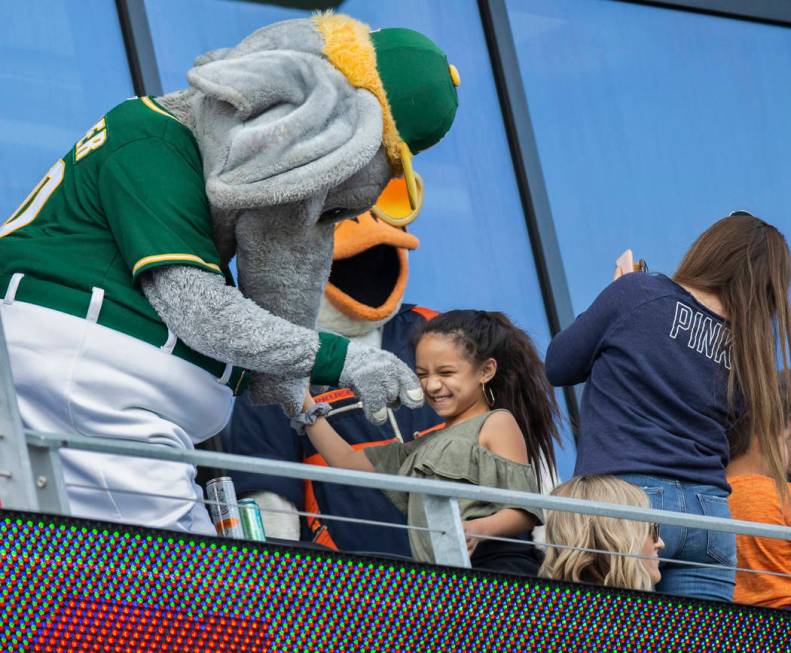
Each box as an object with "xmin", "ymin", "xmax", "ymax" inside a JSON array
[{"xmin": 1, "ymin": 299, "xmax": 233, "ymax": 535}]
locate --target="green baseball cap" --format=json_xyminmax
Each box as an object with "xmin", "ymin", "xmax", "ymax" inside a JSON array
[{"xmin": 371, "ymin": 28, "xmax": 459, "ymax": 155}]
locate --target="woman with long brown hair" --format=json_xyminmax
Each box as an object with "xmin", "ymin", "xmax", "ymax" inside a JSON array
[{"xmin": 545, "ymin": 213, "xmax": 791, "ymax": 602}]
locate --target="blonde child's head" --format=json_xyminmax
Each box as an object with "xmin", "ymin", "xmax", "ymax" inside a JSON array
[{"xmin": 539, "ymin": 475, "xmax": 664, "ymax": 592}]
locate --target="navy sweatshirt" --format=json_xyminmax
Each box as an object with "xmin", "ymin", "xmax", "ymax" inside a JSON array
[{"xmin": 546, "ymin": 273, "xmax": 736, "ymax": 491}]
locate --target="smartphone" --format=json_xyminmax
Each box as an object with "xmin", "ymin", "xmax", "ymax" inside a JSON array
[
  {"xmin": 614, "ymin": 250, "xmax": 648, "ymax": 281},
  {"xmin": 615, "ymin": 249, "xmax": 634, "ymax": 274}
]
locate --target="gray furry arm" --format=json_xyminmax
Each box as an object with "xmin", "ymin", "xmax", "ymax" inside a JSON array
[{"xmin": 141, "ymin": 265, "xmax": 318, "ymax": 376}]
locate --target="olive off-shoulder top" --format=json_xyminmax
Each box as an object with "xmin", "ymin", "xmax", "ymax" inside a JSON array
[{"xmin": 364, "ymin": 409, "xmax": 542, "ymax": 563}]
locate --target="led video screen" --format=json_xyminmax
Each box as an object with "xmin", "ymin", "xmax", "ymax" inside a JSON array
[{"xmin": 1, "ymin": 510, "xmax": 788, "ymax": 651}]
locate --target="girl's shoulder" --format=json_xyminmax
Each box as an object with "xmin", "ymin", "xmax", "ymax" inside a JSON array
[
  {"xmin": 422, "ymin": 409, "xmax": 527, "ymax": 464},
  {"xmin": 476, "ymin": 408, "xmax": 519, "ymax": 439},
  {"xmin": 477, "ymin": 410, "xmax": 528, "ymax": 461},
  {"xmin": 405, "ymin": 415, "xmax": 538, "ymax": 492},
  {"xmin": 479, "ymin": 408, "xmax": 518, "ymax": 431},
  {"xmin": 438, "ymin": 409, "xmax": 512, "ymax": 441}
]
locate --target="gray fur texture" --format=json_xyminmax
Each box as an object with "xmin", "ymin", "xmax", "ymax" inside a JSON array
[
  {"xmin": 140, "ymin": 266, "xmax": 318, "ymax": 380},
  {"xmin": 142, "ymin": 264, "xmax": 423, "ymax": 419},
  {"xmin": 234, "ymin": 197, "xmax": 333, "ymax": 412},
  {"xmin": 149, "ymin": 18, "xmax": 424, "ymax": 418},
  {"xmin": 198, "ymin": 18, "xmax": 325, "ymax": 63},
  {"xmin": 232, "ymin": 148, "xmax": 393, "ymax": 411},
  {"xmin": 186, "ymin": 40, "xmax": 383, "ymax": 209}
]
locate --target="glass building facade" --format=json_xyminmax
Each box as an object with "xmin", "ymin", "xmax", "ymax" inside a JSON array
[{"xmin": 2, "ymin": 0, "xmax": 790, "ymax": 482}]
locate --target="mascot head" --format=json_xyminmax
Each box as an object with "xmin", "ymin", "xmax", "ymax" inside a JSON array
[
  {"xmin": 181, "ymin": 14, "xmax": 459, "ymax": 219},
  {"xmin": 158, "ymin": 14, "xmax": 458, "ymax": 404}
]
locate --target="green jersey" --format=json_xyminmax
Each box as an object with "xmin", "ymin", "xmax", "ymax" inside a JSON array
[
  {"xmin": 0, "ymin": 97, "xmax": 247, "ymax": 391},
  {"xmin": 0, "ymin": 96, "xmax": 222, "ymax": 318}
]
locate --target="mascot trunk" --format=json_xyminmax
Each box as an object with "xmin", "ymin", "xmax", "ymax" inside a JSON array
[
  {"xmin": 224, "ymin": 211, "xmax": 443, "ymax": 553},
  {"xmin": 0, "ymin": 15, "xmax": 458, "ymax": 533}
]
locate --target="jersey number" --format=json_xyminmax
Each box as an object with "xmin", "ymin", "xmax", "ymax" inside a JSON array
[
  {"xmin": 75, "ymin": 118, "xmax": 107, "ymax": 162},
  {"xmin": 0, "ymin": 159, "xmax": 65, "ymax": 238}
]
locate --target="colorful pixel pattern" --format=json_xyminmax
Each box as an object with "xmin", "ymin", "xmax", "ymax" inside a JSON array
[{"xmin": 0, "ymin": 510, "xmax": 789, "ymax": 652}]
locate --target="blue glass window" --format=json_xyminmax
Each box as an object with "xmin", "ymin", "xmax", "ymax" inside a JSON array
[
  {"xmin": 145, "ymin": 0, "xmax": 576, "ymax": 478},
  {"xmin": 507, "ymin": 0, "xmax": 791, "ymax": 313},
  {"xmin": 0, "ymin": 0, "xmax": 133, "ymax": 218}
]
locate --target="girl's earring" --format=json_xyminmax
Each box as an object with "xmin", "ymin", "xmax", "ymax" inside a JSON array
[{"xmin": 482, "ymin": 382, "xmax": 495, "ymax": 408}]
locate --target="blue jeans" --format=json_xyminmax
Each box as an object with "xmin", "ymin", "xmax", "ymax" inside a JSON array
[{"xmin": 616, "ymin": 474, "xmax": 735, "ymax": 603}]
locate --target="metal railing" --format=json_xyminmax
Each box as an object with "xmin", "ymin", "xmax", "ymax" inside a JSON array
[
  {"xmin": 2, "ymin": 316, "xmax": 791, "ymax": 577},
  {"xmin": 6, "ymin": 428, "xmax": 791, "ymax": 568}
]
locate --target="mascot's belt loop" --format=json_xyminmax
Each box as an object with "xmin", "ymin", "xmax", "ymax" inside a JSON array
[
  {"xmin": 218, "ymin": 363, "xmax": 233, "ymax": 385},
  {"xmin": 160, "ymin": 330, "xmax": 178, "ymax": 355},
  {"xmin": 0, "ymin": 273, "xmax": 249, "ymax": 396},
  {"xmin": 3, "ymin": 272, "xmax": 24, "ymax": 305},
  {"xmin": 86, "ymin": 287, "xmax": 105, "ymax": 323}
]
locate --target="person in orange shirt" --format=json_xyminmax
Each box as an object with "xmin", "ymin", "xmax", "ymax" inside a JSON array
[{"xmin": 727, "ymin": 372, "xmax": 791, "ymax": 610}]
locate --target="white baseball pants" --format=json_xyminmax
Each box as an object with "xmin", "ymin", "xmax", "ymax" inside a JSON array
[{"xmin": 1, "ymin": 291, "xmax": 234, "ymax": 535}]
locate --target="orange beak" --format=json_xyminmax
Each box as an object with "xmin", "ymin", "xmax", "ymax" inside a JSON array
[{"xmin": 325, "ymin": 212, "xmax": 419, "ymax": 322}]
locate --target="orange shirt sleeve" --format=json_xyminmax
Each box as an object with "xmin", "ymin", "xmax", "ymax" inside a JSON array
[{"xmin": 727, "ymin": 475, "xmax": 791, "ymax": 609}]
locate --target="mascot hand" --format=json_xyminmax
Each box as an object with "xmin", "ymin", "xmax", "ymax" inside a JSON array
[{"xmin": 339, "ymin": 342, "xmax": 424, "ymax": 424}]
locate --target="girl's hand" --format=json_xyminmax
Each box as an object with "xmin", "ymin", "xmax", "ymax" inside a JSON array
[
  {"xmin": 463, "ymin": 510, "xmax": 535, "ymax": 555},
  {"xmin": 462, "ymin": 517, "xmax": 491, "ymax": 556},
  {"xmin": 302, "ymin": 390, "xmax": 315, "ymax": 412}
]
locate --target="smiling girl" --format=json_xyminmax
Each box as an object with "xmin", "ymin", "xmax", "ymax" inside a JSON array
[{"xmin": 298, "ymin": 309, "xmax": 560, "ymax": 572}]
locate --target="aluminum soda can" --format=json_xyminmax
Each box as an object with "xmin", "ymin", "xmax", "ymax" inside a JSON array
[
  {"xmin": 205, "ymin": 476, "xmax": 244, "ymax": 539},
  {"xmin": 238, "ymin": 498, "xmax": 267, "ymax": 542}
]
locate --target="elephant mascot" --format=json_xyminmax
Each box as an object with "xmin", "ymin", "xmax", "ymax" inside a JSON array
[
  {"xmin": 0, "ymin": 14, "xmax": 459, "ymax": 534},
  {"xmin": 223, "ymin": 205, "xmax": 443, "ymax": 556}
]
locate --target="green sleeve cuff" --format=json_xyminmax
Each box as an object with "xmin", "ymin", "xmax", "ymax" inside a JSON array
[{"xmin": 311, "ymin": 332, "xmax": 350, "ymax": 386}]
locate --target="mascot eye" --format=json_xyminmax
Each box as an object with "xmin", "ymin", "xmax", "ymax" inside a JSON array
[{"xmin": 320, "ymin": 207, "xmax": 349, "ymax": 222}]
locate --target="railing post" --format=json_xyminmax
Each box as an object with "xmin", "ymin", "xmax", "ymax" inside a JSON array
[
  {"xmin": 26, "ymin": 443, "xmax": 70, "ymax": 516},
  {"xmin": 423, "ymin": 495, "xmax": 471, "ymax": 568},
  {"xmin": 0, "ymin": 316, "xmax": 39, "ymax": 511}
]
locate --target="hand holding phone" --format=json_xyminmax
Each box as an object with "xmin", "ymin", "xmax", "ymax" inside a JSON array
[
  {"xmin": 614, "ymin": 249, "xmax": 634, "ymax": 281},
  {"xmin": 614, "ymin": 249, "xmax": 648, "ymax": 281}
]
